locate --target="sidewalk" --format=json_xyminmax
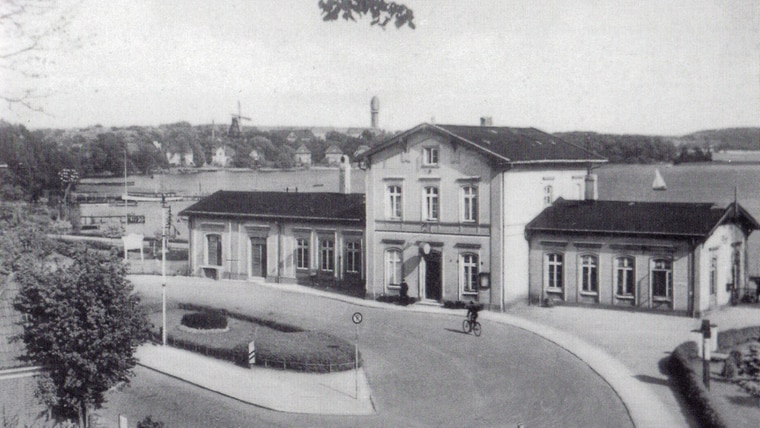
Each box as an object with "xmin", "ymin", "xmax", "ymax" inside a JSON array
[{"xmin": 136, "ymin": 344, "xmax": 374, "ymax": 415}]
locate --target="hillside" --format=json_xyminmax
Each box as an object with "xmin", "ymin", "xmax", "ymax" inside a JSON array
[{"xmin": 671, "ymin": 127, "xmax": 760, "ymax": 151}]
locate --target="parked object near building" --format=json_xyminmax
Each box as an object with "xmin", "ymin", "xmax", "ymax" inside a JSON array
[
  {"xmin": 361, "ymin": 122, "xmax": 606, "ymax": 309},
  {"xmin": 525, "ymin": 199, "xmax": 759, "ymax": 316}
]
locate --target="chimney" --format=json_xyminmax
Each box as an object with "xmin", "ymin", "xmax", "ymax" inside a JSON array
[
  {"xmin": 480, "ymin": 116, "xmax": 493, "ymax": 126},
  {"xmin": 584, "ymin": 174, "xmax": 598, "ymax": 201},
  {"xmin": 339, "ymin": 155, "xmax": 351, "ymax": 194}
]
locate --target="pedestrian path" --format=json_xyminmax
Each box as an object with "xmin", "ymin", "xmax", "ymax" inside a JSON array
[{"xmin": 136, "ymin": 344, "xmax": 374, "ymax": 415}]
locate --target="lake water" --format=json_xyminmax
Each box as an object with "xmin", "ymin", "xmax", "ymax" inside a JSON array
[{"xmin": 80, "ymin": 163, "xmax": 760, "ymax": 274}]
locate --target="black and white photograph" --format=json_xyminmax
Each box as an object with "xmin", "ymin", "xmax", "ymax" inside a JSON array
[{"xmin": 1, "ymin": 1, "xmax": 759, "ymax": 427}]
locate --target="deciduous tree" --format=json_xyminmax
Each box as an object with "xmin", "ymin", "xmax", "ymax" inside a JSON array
[
  {"xmin": 319, "ymin": 0, "xmax": 415, "ymax": 29},
  {"xmin": 13, "ymin": 246, "xmax": 150, "ymax": 427}
]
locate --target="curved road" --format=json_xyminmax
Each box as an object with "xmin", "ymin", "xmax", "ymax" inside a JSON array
[{"xmin": 96, "ymin": 278, "xmax": 633, "ymax": 427}]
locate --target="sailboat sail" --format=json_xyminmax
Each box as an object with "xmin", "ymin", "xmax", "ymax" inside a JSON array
[{"xmin": 653, "ymin": 169, "xmax": 667, "ymax": 191}]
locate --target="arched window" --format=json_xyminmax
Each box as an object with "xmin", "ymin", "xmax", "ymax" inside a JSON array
[
  {"xmin": 545, "ymin": 253, "xmax": 563, "ymax": 291},
  {"xmin": 651, "ymin": 259, "xmax": 672, "ymax": 300},
  {"xmin": 206, "ymin": 234, "xmax": 222, "ymax": 266},
  {"xmin": 580, "ymin": 255, "xmax": 598, "ymax": 293},
  {"xmin": 615, "ymin": 256, "xmax": 635, "ymax": 296},
  {"xmin": 385, "ymin": 249, "xmax": 403, "ymax": 288},
  {"xmin": 461, "ymin": 253, "xmax": 479, "ymax": 294}
]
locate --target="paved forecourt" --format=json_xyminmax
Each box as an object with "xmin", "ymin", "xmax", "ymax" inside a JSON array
[{"xmin": 110, "ymin": 275, "xmax": 641, "ymax": 427}]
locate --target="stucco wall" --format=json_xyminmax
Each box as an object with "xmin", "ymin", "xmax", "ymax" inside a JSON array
[{"xmin": 696, "ymin": 223, "xmax": 748, "ymax": 313}]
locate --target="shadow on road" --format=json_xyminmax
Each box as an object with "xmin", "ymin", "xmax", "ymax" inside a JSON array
[
  {"xmin": 633, "ymin": 374, "xmax": 670, "ymax": 386},
  {"xmin": 443, "ymin": 328, "xmax": 470, "ymax": 335}
]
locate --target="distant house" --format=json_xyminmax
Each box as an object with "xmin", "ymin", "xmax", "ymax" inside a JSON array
[
  {"xmin": 166, "ymin": 148, "xmax": 195, "ymax": 167},
  {"xmin": 295, "ymin": 144, "xmax": 312, "ymax": 166},
  {"xmin": 179, "ymin": 186, "xmax": 364, "ymax": 289},
  {"xmin": 249, "ymin": 149, "xmax": 261, "ymax": 163},
  {"xmin": 274, "ymin": 129, "xmax": 316, "ymax": 146},
  {"xmin": 525, "ymin": 199, "xmax": 759, "ymax": 316},
  {"xmin": 212, "ymin": 146, "xmax": 234, "ymax": 167},
  {"xmin": 0, "ymin": 278, "xmax": 46, "ymax": 424},
  {"xmin": 324, "ymin": 145, "xmax": 343, "ymax": 166}
]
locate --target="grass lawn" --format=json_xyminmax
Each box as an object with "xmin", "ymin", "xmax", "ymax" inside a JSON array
[{"xmin": 147, "ymin": 308, "xmax": 357, "ymax": 372}]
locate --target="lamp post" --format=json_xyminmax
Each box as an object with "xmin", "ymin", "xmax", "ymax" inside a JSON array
[{"xmin": 161, "ymin": 207, "xmax": 167, "ymax": 346}]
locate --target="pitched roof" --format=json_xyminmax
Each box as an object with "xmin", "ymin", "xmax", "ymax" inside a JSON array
[
  {"xmin": 179, "ymin": 191, "xmax": 365, "ymax": 224},
  {"xmin": 296, "ymin": 144, "xmax": 311, "ymax": 154},
  {"xmin": 364, "ymin": 123, "xmax": 606, "ymax": 165},
  {"xmin": 325, "ymin": 145, "xmax": 343, "ymax": 154},
  {"xmin": 526, "ymin": 198, "xmax": 760, "ymax": 239}
]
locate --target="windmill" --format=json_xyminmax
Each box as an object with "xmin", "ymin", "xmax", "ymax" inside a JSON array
[{"xmin": 228, "ymin": 100, "xmax": 251, "ymax": 138}]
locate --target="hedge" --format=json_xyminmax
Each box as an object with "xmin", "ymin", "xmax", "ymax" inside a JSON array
[
  {"xmin": 180, "ymin": 311, "xmax": 228, "ymax": 330},
  {"xmin": 668, "ymin": 341, "xmax": 728, "ymax": 428},
  {"xmin": 177, "ymin": 303, "xmax": 301, "ymax": 332}
]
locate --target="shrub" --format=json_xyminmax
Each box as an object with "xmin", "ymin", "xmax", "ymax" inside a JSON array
[
  {"xmin": 716, "ymin": 326, "xmax": 760, "ymax": 351},
  {"xmin": 180, "ymin": 311, "xmax": 228, "ymax": 330},
  {"xmin": 376, "ymin": 294, "xmax": 417, "ymax": 306},
  {"xmin": 177, "ymin": 303, "xmax": 300, "ymax": 332},
  {"xmin": 137, "ymin": 415, "xmax": 165, "ymax": 428},
  {"xmin": 442, "ymin": 300, "xmax": 467, "ymax": 309},
  {"xmin": 721, "ymin": 358, "xmax": 737, "ymax": 379},
  {"xmin": 668, "ymin": 341, "xmax": 728, "ymax": 428}
]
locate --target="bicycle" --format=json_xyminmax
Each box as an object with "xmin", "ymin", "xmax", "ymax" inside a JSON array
[{"xmin": 462, "ymin": 317, "xmax": 482, "ymax": 337}]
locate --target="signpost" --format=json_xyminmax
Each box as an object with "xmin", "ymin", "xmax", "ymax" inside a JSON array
[{"xmin": 352, "ymin": 312, "xmax": 363, "ymax": 399}]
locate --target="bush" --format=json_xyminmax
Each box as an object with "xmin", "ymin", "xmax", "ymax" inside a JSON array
[
  {"xmin": 717, "ymin": 327, "xmax": 760, "ymax": 351},
  {"xmin": 180, "ymin": 311, "xmax": 228, "ymax": 330},
  {"xmin": 668, "ymin": 341, "xmax": 728, "ymax": 428},
  {"xmin": 178, "ymin": 303, "xmax": 300, "ymax": 332},
  {"xmin": 442, "ymin": 300, "xmax": 467, "ymax": 309},
  {"xmin": 137, "ymin": 415, "xmax": 165, "ymax": 428},
  {"xmin": 376, "ymin": 294, "xmax": 417, "ymax": 306}
]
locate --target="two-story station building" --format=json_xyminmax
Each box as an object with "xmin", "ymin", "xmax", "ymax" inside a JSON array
[{"xmin": 361, "ymin": 122, "xmax": 606, "ymax": 309}]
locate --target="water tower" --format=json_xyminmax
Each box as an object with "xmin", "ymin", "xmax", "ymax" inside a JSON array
[{"xmin": 371, "ymin": 96, "xmax": 379, "ymax": 129}]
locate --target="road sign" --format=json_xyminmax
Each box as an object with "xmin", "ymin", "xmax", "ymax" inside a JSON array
[{"xmin": 352, "ymin": 312, "xmax": 363, "ymax": 324}]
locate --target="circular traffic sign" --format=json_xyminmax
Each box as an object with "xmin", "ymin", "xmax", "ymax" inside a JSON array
[{"xmin": 352, "ymin": 312, "xmax": 363, "ymax": 324}]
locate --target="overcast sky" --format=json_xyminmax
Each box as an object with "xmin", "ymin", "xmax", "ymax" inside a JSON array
[{"xmin": 1, "ymin": 0, "xmax": 758, "ymax": 135}]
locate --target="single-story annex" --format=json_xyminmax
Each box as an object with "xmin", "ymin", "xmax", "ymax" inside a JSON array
[{"xmin": 525, "ymin": 198, "xmax": 759, "ymax": 316}]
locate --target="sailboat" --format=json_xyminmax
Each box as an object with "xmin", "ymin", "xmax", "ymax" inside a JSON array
[{"xmin": 652, "ymin": 169, "xmax": 667, "ymax": 191}]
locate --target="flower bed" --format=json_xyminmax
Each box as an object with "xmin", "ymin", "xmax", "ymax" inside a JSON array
[{"xmin": 149, "ymin": 303, "xmax": 358, "ymax": 373}]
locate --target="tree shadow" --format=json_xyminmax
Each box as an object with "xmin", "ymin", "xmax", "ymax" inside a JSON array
[
  {"xmin": 633, "ymin": 374, "xmax": 670, "ymax": 386},
  {"xmin": 725, "ymin": 395, "xmax": 759, "ymax": 408}
]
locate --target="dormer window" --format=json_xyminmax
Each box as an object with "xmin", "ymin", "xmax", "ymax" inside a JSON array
[{"xmin": 423, "ymin": 147, "xmax": 439, "ymax": 166}]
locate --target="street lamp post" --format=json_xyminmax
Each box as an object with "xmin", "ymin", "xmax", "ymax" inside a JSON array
[{"xmin": 161, "ymin": 207, "xmax": 167, "ymax": 346}]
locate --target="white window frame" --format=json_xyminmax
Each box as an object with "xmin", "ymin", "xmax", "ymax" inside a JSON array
[
  {"xmin": 461, "ymin": 186, "xmax": 478, "ymax": 223},
  {"xmin": 423, "ymin": 186, "xmax": 439, "ymax": 222},
  {"xmin": 386, "ymin": 185, "xmax": 402, "ymax": 220},
  {"xmin": 385, "ymin": 248, "xmax": 403, "ymax": 288},
  {"xmin": 543, "ymin": 184, "xmax": 553, "ymax": 207},
  {"xmin": 545, "ymin": 253, "xmax": 564, "ymax": 292},
  {"xmin": 320, "ymin": 238, "xmax": 334, "ymax": 272},
  {"xmin": 460, "ymin": 253, "xmax": 479, "ymax": 295},
  {"xmin": 651, "ymin": 259, "xmax": 673, "ymax": 301},
  {"xmin": 205, "ymin": 233, "xmax": 222, "ymax": 266},
  {"xmin": 345, "ymin": 241, "xmax": 361, "ymax": 274},
  {"xmin": 615, "ymin": 256, "xmax": 635, "ymax": 297},
  {"xmin": 709, "ymin": 255, "xmax": 717, "ymax": 296},
  {"xmin": 579, "ymin": 254, "xmax": 598, "ymax": 295},
  {"xmin": 296, "ymin": 237, "xmax": 309, "ymax": 270},
  {"xmin": 423, "ymin": 146, "xmax": 439, "ymax": 166}
]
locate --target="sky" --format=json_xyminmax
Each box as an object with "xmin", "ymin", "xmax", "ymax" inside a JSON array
[{"xmin": 1, "ymin": 0, "xmax": 758, "ymax": 135}]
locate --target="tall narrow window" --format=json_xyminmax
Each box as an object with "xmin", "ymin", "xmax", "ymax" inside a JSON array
[
  {"xmin": 345, "ymin": 241, "xmax": 361, "ymax": 274},
  {"xmin": 320, "ymin": 239, "xmax": 334, "ymax": 272},
  {"xmin": 424, "ymin": 186, "xmax": 439, "ymax": 221},
  {"xmin": 423, "ymin": 147, "xmax": 439, "ymax": 166},
  {"xmin": 709, "ymin": 256, "xmax": 717, "ymax": 295},
  {"xmin": 615, "ymin": 257, "xmax": 635, "ymax": 296},
  {"xmin": 462, "ymin": 186, "xmax": 478, "ymax": 222},
  {"xmin": 385, "ymin": 249, "xmax": 403, "ymax": 287},
  {"xmin": 206, "ymin": 234, "xmax": 222, "ymax": 266},
  {"xmin": 652, "ymin": 259, "xmax": 673, "ymax": 299},
  {"xmin": 461, "ymin": 253, "xmax": 479, "ymax": 294},
  {"xmin": 386, "ymin": 185, "xmax": 402, "ymax": 219},
  {"xmin": 296, "ymin": 238, "xmax": 309, "ymax": 270},
  {"xmin": 580, "ymin": 255, "xmax": 598, "ymax": 293},
  {"xmin": 546, "ymin": 253, "xmax": 563, "ymax": 291},
  {"xmin": 543, "ymin": 185, "xmax": 553, "ymax": 207}
]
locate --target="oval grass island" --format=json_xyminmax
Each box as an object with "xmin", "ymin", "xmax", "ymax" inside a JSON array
[{"xmin": 148, "ymin": 303, "xmax": 358, "ymax": 373}]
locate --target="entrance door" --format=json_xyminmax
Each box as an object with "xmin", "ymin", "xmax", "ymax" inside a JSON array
[
  {"xmin": 250, "ymin": 238, "xmax": 267, "ymax": 278},
  {"xmin": 424, "ymin": 251, "xmax": 442, "ymax": 301}
]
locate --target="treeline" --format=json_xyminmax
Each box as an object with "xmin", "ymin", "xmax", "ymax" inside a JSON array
[
  {"xmin": 0, "ymin": 120, "xmax": 385, "ymax": 201},
  {"xmin": 556, "ymin": 132, "xmax": 678, "ymax": 163}
]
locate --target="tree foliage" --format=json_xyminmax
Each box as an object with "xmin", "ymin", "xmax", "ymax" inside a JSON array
[
  {"xmin": 319, "ymin": 0, "xmax": 415, "ymax": 29},
  {"xmin": 13, "ymin": 245, "xmax": 150, "ymax": 426}
]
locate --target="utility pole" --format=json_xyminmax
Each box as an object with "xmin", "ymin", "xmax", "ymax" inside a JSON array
[{"xmin": 161, "ymin": 207, "xmax": 167, "ymax": 346}]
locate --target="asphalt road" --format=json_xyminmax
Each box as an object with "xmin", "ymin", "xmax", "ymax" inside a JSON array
[{"xmin": 95, "ymin": 278, "xmax": 633, "ymax": 427}]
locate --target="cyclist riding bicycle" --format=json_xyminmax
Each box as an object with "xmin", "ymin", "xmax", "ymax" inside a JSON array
[{"xmin": 466, "ymin": 300, "xmax": 480, "ymax": 324}]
